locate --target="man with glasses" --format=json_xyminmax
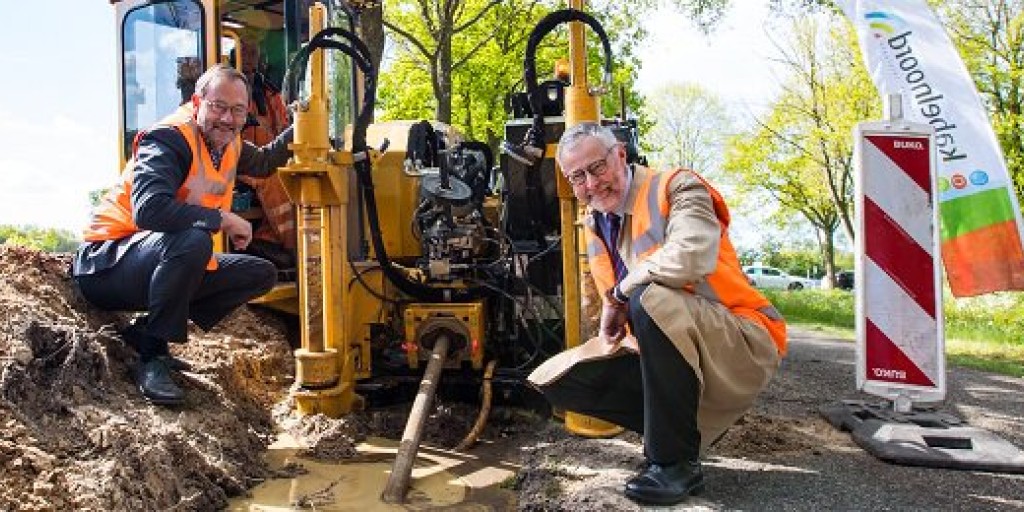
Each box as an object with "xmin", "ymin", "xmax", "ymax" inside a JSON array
[
  {"xmin": 73, "ymin": 64, "xmax": 294, "ymax": 406},
  {"xmin": 531, "ymin": 122, "xmax": 786, "ymax": 505}
]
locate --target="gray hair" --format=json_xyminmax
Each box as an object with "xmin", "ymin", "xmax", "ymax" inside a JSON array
[
  {"xmin": 194, "ymin": 63, "xmax": 250, "ymax": 98},
  {"xmin": 556, "ymin": 121, "xmax": 619, "ymax": 162}
]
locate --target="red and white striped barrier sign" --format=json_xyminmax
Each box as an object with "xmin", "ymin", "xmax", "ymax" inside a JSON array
[{"xmin": 854, "ymin": 115, "xmax": 945, "ymax": 405}]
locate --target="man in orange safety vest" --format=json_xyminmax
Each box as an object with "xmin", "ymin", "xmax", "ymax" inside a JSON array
[
  {"xmin": 73, "ymin": 64, "xmax": 293, "ymax": 406},
  {"xmin": 529, "ymin": 122, "xmax": 785, "ymax": 506}
]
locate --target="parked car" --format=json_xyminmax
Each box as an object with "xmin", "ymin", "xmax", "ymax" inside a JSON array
[
  {"xmin": 836, "ymin": 270, "xmax": 855, "ymax": 290},
  {"xmin": 742, "ymin": 265, "xmax": 810, "ymax": 290}
]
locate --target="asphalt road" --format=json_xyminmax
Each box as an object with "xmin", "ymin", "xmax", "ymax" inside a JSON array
[{"xmin": 690, "ymin": 328, "xmax": 1024, "ymax": 511}]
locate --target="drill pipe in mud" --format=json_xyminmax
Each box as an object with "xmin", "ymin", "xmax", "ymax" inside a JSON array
[{"xmin": 381, "ymin": 334, "xmax": 450, "ymax": 503}]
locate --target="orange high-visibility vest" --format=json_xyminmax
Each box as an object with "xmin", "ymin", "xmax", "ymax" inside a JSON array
[
  {"xmin": 585, "ymin": 168, "xmax": 787, "ymax": 354},
  {"xmin": 83, "ymin": 104, "xmax": 242, "ymax": 271}
]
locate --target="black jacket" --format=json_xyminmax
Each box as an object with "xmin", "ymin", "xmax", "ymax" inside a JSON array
[{"xmin": 72, "ymin": 124, "xmax": 293, "ymax": 276}]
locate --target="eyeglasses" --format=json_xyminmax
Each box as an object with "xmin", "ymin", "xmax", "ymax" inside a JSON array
[
  {"xmin": 563, "ymin": 145, "xmax": 616, "ymax": 185},
  {"xmin": 204, "ymin": 99, "xmax": 248, "ymax": 118}
]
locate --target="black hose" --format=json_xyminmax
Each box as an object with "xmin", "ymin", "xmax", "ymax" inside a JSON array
[
  {"xmin": 513, "ymin": 9, "xmax": 614, "ymax": 248},
  {"xmin": 521, "ymin": 8, "xmax": 614, "ymax": 152},
  {"xmin": 283, "ymin": 28, "xmax": 485, "ymax": 303}
]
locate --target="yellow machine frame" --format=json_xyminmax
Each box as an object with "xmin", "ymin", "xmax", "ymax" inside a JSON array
[{"xmin": 109, "ymin": 0, "xmax": 624, "ymax": 431}]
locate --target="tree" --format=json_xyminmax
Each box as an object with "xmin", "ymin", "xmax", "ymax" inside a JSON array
[
  {"xmin": 0, "ymin": 225, "xmax": 80, "ymax": 252},
  {"xmin": 378, "ymin": 0, "xmax": 733, "ymax": 141},
  {"xmin": 381, "ymin": 0, "xmax": 508, "ymax": 124},
  {"xmin": 723, "ymin": 16, "xmax": 878, "ymax": 287},
  {"xmin": 936, "ymin": 0, "xmax": 1024, "ymax": 200},
  {"xmin": 643, "ymin": 82, "xmax": 731, "ymax": 171}
]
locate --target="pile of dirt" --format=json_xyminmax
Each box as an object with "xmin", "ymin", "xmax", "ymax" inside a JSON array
[{"xmin": 0, "ymin": 245, "xmax": 293, "ymax": 511}]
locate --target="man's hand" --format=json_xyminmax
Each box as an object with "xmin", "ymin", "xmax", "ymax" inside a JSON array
[
  {"xmin": 600, "ymin": 301, "xmax": 628, "ymax": 343},
  {"xmin": 220, "ymin": 211, "xmax": 253, "ymax": 251}
]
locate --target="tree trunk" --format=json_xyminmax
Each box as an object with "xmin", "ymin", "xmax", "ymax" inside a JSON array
[
  {"xmin": 816, "ymin": 225, "xmax": 837, "ymax": 289},
  {"xmin": 436, "ymin": 31, "xmax": 453, "ymax": 124},
  {"xmin": 358, "ymin": 5, "xmax": 385, "ymax": 123}
]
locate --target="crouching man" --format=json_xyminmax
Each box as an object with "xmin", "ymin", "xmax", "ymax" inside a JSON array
[
  {"xmin": 529, "ymin": 122, "xmax": 786, "ymax": 505},
  {"xmin": 73, "ymin": 64, "xmax": 293, "ymax": 406}
]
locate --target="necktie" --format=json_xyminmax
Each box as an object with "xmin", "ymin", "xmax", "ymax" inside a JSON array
[{"xmin": 605, "ymin": 213, "xmax": 628, "ymax": 282}]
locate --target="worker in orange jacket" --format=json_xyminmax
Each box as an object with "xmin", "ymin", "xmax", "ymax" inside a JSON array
[
  {"xmin": 73, "ymin": 65, "xmax": 293, "ymax": 406},
  {"xmin": 529, "ymin": 122, "xmax": 785, "ymax": 506},
  {"xmin": 237, "ymin": 41, "xmax": 295, "ymax": 268}
]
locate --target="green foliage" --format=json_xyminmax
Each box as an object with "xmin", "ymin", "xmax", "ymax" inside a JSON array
[
  {"xmin": 936, "ymin": 1, "xmax": 1024, "ymax": 203},
  {"xmin": 378, "ymin": 0, "xmax": 731, "ymax": 147},
  {"xmin": 88, "ymin": 188, "xmax": 109, "ymax": 207},
  {"xmin": 643, "ymin": 82, "xmax": 731, "ymax": 172},
  {"xmin": 764, "ymin": 288, "xmax": 1024, "ymax": 376},
  {"xmin": 944, "ymin": 291, "xmax": 1024, "ymax": 347},
  {"xmin": 0, "ymin": 225, "xmax": 80, "ymax": 252},
  {"xmin": 722, "ymin": 16, "xmax": 877, "ymax": 283},
  {"xmin": 738, "ymin": 237, "xmax": 849, "ymax": 278},
  {"xmin": 763, "ymin": 289, "xmax": 855, "ymax": 328}
]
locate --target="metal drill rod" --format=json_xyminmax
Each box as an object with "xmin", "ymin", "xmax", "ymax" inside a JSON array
[{"xmin": 381, "ymin": 334, "xmax": 450, "ymax": 503}]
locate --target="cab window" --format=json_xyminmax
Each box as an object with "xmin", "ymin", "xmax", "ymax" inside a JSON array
[{"xmin": 121, "ymin": 0, "xmax": 205, "ymax": 160}]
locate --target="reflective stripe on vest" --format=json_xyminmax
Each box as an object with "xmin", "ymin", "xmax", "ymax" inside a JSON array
[
  {"xmin": 83, "ymin": 104, "xmax": 241, "ymax": 271},
  {"xmin": 585, "ymin": 168, "xmax": 787, "ymax": 354}
]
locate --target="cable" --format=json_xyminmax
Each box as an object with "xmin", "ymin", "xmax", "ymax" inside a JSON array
[
  {"xmin": 282, "ymin": 27, "xmax": 486, "ymax": 303},
  {"xmin": 347, "ymin": 260, "xmax": 403, "ymax": 304},
  {"xmin": 526, "ymin": 236, "xmax": 561, "ymax": 268},
  {"xmin": 465, "ymin": 277, "xmax": 562, "ymax": 371},
  {"xmin": 454, "ymin": 360, "xmax": 497, "ymax": 452}
]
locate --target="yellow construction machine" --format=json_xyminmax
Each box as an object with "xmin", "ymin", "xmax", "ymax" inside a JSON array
[{"xmin": 108, "ymin": 0, "xmax": 645, "ymax": 500}]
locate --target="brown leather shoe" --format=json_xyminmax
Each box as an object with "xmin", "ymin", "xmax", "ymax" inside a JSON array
[{"xmin": 624, "ymin": 461, "xmax": 704, "ymax": 505}]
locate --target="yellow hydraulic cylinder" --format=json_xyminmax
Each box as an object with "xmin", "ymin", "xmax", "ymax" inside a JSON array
[
  {"xmin": 278, "ymin": 2, "xmax": 359, "ymax": 417},
  {"xmin": 561, "ymin": 0, "xmax": 623, "ymax": 438}
]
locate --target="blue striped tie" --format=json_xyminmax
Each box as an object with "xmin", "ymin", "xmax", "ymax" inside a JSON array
[{"xmin": 606, "ymin": 213, "xmax": 628, "ymax": 282}]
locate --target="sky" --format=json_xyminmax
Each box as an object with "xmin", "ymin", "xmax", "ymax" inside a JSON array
[
  {"xmin": 0, "ymin": 1, "xmax": 118, "ymax": 233},
  {"xmin": 635, "ymin": 2, "xmax": 784, "ymax": 117},
  {"xmin": 0, "ymin": 0, "xmax": 784, "ymax": 234}
]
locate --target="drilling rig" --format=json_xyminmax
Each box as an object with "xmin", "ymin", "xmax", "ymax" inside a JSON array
[{"xmin": 108, "ymin": 0, "xmax": 643, "ymax": 502}]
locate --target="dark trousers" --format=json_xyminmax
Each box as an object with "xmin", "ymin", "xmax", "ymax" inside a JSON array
[
  {"xmin": 544, "ymin": 285, "xmax": 701, "ymax": 464},
  {"xmin": 75, "ymin": 229, "xmax": 277, "ymax": 346}
]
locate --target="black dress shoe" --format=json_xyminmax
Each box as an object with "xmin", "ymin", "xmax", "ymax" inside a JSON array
[
  {"xmin": 624, "ymin": 461, "xmax": 704, "ymax": 505},
  {"xmin": 121, "ymin": 323, "xmax": 193, "ymax": 372},
  {"xmin": 163, "ymin": 356, "xmax": 193, "ymax": 372},
  {"xmin": 136, "ymin": 357, "xmax": 185, "ymax": 406}
]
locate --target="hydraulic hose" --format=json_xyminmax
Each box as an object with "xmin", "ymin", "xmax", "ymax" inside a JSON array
[
  {"xmin": 521, "ymin": 8, "xmax": 614, "ymax": 154},
  {"xmin": 283, "ymin": 28, "xmax": 485, "ymax": 303},
  {"xmin": 455, "ymin": 360, "xmax": 497, "ymax": 452},
  {"xmin": 511, "ymin": 9, "xmax": 615, "ymax": 249}
]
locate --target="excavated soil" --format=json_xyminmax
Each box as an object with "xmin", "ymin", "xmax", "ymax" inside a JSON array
[
  {"xmin": 3, "ymin": 245, "xmax": 1023, "ymax": 511},
  {"xmin": 0, "ymin": 245, "xmax": 295, "ymax": 511}
]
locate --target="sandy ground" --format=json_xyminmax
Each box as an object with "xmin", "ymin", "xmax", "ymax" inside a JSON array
[{"xmin": 2, "ymin": 246, "xmax": 1023, "ymax": 511}]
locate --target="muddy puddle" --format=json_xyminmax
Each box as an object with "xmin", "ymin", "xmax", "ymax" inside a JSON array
[{"xmin": 229, "ymin": 434, "xmax": 518, "ymax": 511}]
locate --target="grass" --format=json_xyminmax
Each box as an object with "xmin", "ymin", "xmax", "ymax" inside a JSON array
[{"xmin": 762, "ymin": 288, "xmax": 1024, "ymax": 378}]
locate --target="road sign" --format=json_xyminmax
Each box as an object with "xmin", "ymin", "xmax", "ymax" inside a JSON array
[{"xmin": 854, "ymin": 112, "xmax": 945, "ymax": 407}]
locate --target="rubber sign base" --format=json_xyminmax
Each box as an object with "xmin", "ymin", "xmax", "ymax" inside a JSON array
[{"xmin": 821, "ymin": 400, "xmax": 1024, "ymax": 474}]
